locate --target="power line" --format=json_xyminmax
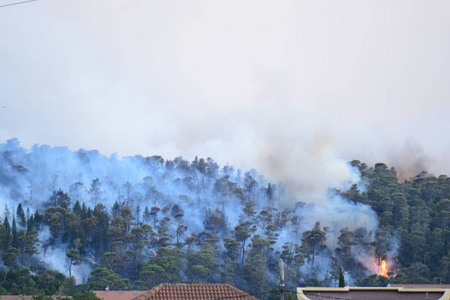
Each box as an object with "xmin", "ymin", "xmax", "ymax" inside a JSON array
[{"xmin": 0, "ymin": 0, "xmax": 37, "ymax": 8}]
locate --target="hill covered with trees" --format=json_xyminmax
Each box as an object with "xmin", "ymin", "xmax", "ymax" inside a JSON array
[{"xmin": 0, "ymin": 138, "xmax": 448, "ymax": 298}]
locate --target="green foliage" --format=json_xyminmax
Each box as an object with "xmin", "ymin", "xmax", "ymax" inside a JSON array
[
  {"xmin": 356, "ymin": 274, "xmax": 389, "ymax": 287},
  {"xmin": 72, "ymin": 291, "xmax": 102, "ymax": 300},
  {"xmin": 1, "ymin": 157, "xmax": 450, "ymax": 298},
  {"xmin": 233, "ymin": 221, "xmax": 256, "ymax": 264},
  {"xmin": 187, "ymin": 245, "xmax": 218, "ymax": 282},
  {"xmin": 338, "ymin": 265, "xmax": 345, "ymax": 287},
  {"xmin": 88, "ymin": 267, "xmax": 130, "ymax": 290},
  {"xmin": 137, "ymin": 247, "xmax": 182, "ymax": 289},
  {"xmin": 300, "ymin": 221, "xmax": 328, "ymax": 268},
  {"xmin": 0, "ymin": 267, "xmax": 69, "ymax": 296},
  {"xmin": 66, "ymin": 248, "xmax": 83, "ymax": 277}
]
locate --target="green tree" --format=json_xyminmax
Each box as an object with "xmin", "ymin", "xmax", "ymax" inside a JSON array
[
  {"xmin": 243, "ymin": 235, "xmax": 271, "ymax": 294},
  {"xmin": 88, "ymin": 267, "xmax": 130, "ymax": 290},
  {"xmin": 142, "ymin": 206, "xmax": 152, "ymax": 224},
  {"xmin": 223, "ymin": 237, "xmax": 240, "ymax": 261},
  {"xmin": 203, "ymin": 208, "xmax": 225, "ymax": 235},
  {"xmin": 16, "ymin": 203, "xmax": 26, "ymax": 227},
  {"xmin": 355, "ymin": 274, "xmax": 388, "ymax": 287},
  {"xmin": 2, "ymin": 247, "xmax": 19, "ymax": 282},
  {"xmin": 157, "ymin": 226, "xmax": 172, "ymax": 247},
  {"xmin": 300, "ymin": 221, "xmax": 328, "ymax": 268},
  {"xmin": 233, "ymin": 221, "xmax": 256, "ymax": 264},
  {"xmin": 72, "ymin": 291, "xmax": 102, "ymax": 300},
  {"xmin": 45, "ymin": 189, "xmax": 71, "ymax": 209},
  {"xmin": 338, "ymin": 265, "xmax": 345, "ymax": 287},
  {"xmin": 66, "ymin": 248, "xmax": 83, "ymax": 277},
  {"xmin": 0, "ymin": 218, "xmax": 12, "ymax": 253},
  {"xmin": 186, "ymin": 244, "xmax": 218, "ymax": 282},
  {"xmin": 89, "ymin": 178, "xmax": 103, "ymax": 205},
  {"xmin": 18, "ymin": 229, "xmax": 39, "ymax": 266},
  {"xmin": 137, "ymin": 248, "xmax": 182, "ymax": 288},
  {"xmin": 334, "ymin": 227, "xmax": 357, "ymax": 272},
  {"xmin": 242, "ymin": 200, "xmax": 256, "ymax": 220}
]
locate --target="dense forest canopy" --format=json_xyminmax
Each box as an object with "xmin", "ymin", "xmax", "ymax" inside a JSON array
[{"xmin": 0, "ymin": 138, "xmax": 448, "ymax": 298}]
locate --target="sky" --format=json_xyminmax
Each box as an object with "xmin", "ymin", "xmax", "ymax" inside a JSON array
[{"xmin": 0, "ymin": 0, "xmax": 449, "ymax": 192}]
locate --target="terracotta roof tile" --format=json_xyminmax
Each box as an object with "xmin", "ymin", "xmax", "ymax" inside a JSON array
[{"xmin": 133, "ymin": 283, "xmax": 258, "ymax": 300}]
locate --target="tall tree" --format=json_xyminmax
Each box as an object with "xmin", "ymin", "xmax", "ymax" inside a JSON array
[
  {"xmin": 89, "ymin": 179, "xmax": 102, "ymax": 206},
  {"xmin": 233, "ymin": 221, "xmax": 256, "ymax": 264},
  {"xmin": 300, "ymin": 221, "xmax": 328, "ymax": 268},
  {"xmin": 66, "ymin": 249, "xmax": 83, "ymax": 277},
  {"xmin": 338, "ymin": 265, "xmax": 345, "ymax": 287}
]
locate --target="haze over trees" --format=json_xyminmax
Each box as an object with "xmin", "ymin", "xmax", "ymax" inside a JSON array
[{"xmin": 0, "ymin": 139, "xmax": 448, "ymax": 298}]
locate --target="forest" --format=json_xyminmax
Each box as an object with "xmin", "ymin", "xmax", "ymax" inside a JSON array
[{"xmin": 0, "ymin": 138, "xmax": 448, "ymax": 299}]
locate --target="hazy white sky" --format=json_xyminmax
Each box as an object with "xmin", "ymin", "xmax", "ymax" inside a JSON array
[{"xmin": 1, "ymin": 0, "xmax": 449, "ymax": 188}]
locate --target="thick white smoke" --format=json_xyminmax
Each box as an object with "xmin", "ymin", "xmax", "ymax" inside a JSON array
[{"xmin": 0, "ymin": 138, "xmax": 384, "ymax": 285}]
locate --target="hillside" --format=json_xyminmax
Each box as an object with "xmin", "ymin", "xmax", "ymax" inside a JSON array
[{"xmin": 0, "ymin": 139, "xmax": 448, "ymax": 298}]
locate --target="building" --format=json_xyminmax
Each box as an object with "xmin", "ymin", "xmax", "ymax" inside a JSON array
[
  {"xmin": 132, "ymin": 283, "xmax": 259, "ymax": 300},
  {"xmin": 296, "ymin": 286, "xmax": 450, "ymax": 300},
  {"xmin": 1, "ymin": 284, "xmax": 257, "ymax": 300},
  {"xmin": 388, "ymin": 284, "xmax": 450, "ymax": 289},
  {"xmin": 94, "ymin": 290, "xmax": 147, "ymax": 300}
]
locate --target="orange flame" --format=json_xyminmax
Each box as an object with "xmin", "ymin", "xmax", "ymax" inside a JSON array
[
  {"xmin": 156, "ymin": 200, "xmax": 158, "ymax": 207},
  {"xmin": 370, "ymin": 257, "xmax": 389, "ymax": 277},
  {"xmin": 380, "ymin": 259, "xmax": 388, "ymax": 277}
]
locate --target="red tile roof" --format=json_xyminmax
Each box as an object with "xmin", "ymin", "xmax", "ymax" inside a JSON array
[
  {"xmin": 132, "ymin": 283, "xmax": 259, "ymax": 300},
  {"xmin": 94, "ymin": 290, "xmax": 147, "ymax": 300}
]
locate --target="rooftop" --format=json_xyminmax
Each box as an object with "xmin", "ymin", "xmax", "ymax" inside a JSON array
[
  {"xmin": 297, "ymin": 287, "xmax": 450, "ymax": 300},
  {"xmin": 132, "ymin": 283, "xmax": 259, "ymax": 300},
  {"xmin": 94, "ymin": 290, "xmax": 147, "ymax": 300},
  {"xmin": 389, "ymin": 284, "xmax": 450, "ymax": 289}
]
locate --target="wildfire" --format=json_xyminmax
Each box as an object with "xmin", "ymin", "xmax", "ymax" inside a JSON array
[
  {"xmin": 156, "ymin": 200, "xmax": 158, "ymax": 207},
  {"xmin": 29, "ymin": 186, "xmax": 33, "ymax": 204},
  {"xmin": 380, "ymin": 259, "xmax": 388, "ymax": 277},
  {"xmin": 371, "ymin": 257, "xmax": 389, "ymax": 277}
]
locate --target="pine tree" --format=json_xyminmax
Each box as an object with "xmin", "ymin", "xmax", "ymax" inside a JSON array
[
  {"xmin": 142, "ymin": 206, "xmax": 151, "ymax": 224},
  {"xmin": 339, "ymin": 265, "xmax": 345, "ymax": 287}
]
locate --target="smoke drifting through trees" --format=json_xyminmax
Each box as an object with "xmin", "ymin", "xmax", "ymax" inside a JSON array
[{"xmin": 0, "ymin": 138, "xmax": 393, "ymax": 290}]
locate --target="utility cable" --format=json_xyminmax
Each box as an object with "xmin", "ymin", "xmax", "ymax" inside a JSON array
[{"xmin": 0, "ymin": 0, "xmax": 37, "ymax": 8}]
